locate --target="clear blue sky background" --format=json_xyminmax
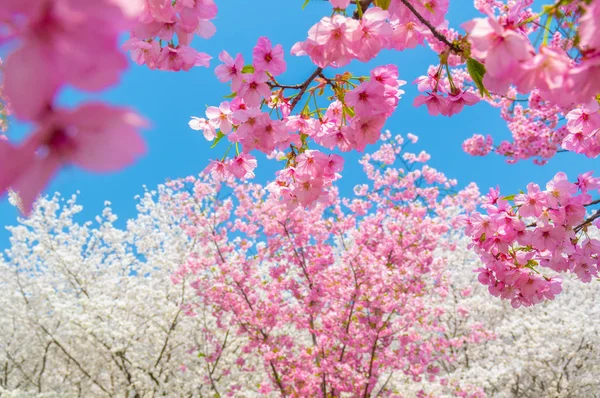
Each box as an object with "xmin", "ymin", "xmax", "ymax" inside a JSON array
[{"xmin": 0, "ymin": 0, "xmax": 597, "ymax": 246}]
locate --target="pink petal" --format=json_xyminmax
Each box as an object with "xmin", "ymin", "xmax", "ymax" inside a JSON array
[
  {"xmin": 67, "ymin": 104, "xmax": 147, "ymax": 172},
  {"xmin": 12, "ymin": 155, "xmax": 61, "ymax": 215},
  {"xmin": 4, "ymin": 45, "xmax": 58, "ymax": 120}
]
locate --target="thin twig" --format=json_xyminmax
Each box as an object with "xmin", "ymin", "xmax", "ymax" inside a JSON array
[
  {"xmin": 574, "ymin": 209, "xmax": 600, "ymax": 233},
  {"xmin": 585, "ymin": 198, "xmax": 600, "ymax": 207},
  {"xmin": 398, "ymin": 0, "xmax": 463, "ymax": 53},
  {"xmin": 288, "ymin": 0, "xmax": 373, "ymax": 113},
  {"xmin": 289, "ymin": 67, "xmax": 324, "ymax": 112},
  {"xmin": 268, "ymin": 82, "xmax": 304, "ymax": 90}
]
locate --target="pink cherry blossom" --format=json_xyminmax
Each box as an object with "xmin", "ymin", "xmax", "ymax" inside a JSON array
[
  {"xmin": 156, "ymin": 45, "xmax": 210, "ymax": 72},
  {"xmin": 229, "ymin": 153, "xmax": 257, "ymax": 179},
  {"xmin": 206, "ymin": 101, "xmax": 233, "ymax": 134},
  {"xmin": 3, "ymin": 0, "xmax": 131, "ymax": 120},
  {"xmin": 463, "ymin": 15, "xmax": 532, "ymax": 87},
  {"xmin": 189, "ymin": 116, "xmax": 217, "ymax": 140},
  {"xmin": 578, "ymin": 0, "xmax": 600, "ymax": 51},
  {"xmin": 445, "ymin": 90, "xmax": 480, "ymax": 116},
  {"xmin": 413, "ymin": 93, "xmax": 448, "ymax": 116},
  {"xmin": 390, "ymin": 20, "xmax": 428, "ymax": 50},
  {"xmin": 351, "ymin": 7, "xmax": 393, "ymax": 62},
  {"xmin": 345, "ymin": 81, "xmax": 387, "ymax": 116},
  {"xmin": 238, "ymin": 72, "xmax": 271, "ymax": 107},
  {"xmin": 215, "ymin": 51, "xmax": 244, "ymax": 92},
  {"xmin": 330, "ymin": 0, "xmax": 351, "ymax": 8},
  {"xmin": 463, "ymin": 134, "xmax": 493, "ymax": 156},
  {"xmin": 252, "ymin": 37, "xmax": 286, "ymax": 76},
  {"xmin": 203, "ymin": 159, "xmax": 231, "ymax": 181},
  {"xmin": 345, "ymin": 116, "xmax": 385, "ymax": 151},
  {"xmin": 299, "ymin": 15, "xmax": 359, "ymax": 68},
  {"xmin": 1, "ymin": 104, "xmax": 146, "ymax": 214},
  {"xmin": 514, "ymin": 46, "xmax": 570, "ymax": 102},
  {"xmin": 514, "ymin": 183, "xmax": 547, "ymax": 218}
]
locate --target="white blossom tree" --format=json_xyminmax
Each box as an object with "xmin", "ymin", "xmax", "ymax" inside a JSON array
[
  {"xmin": 1, "ymin": 188, "xmax": 599, "ymax": 397},
  {"xmin": 0, "ymin": 191, "xmax": 262, "ymax": 397}
]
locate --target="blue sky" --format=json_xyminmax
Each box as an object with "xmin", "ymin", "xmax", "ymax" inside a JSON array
[{"xmin": 0, "ymin": 0, "xmax": 597, "ymax": 245}]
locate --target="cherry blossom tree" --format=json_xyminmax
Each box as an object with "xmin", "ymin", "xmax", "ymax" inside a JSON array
[{"xmin": 163, "ymin": 132, "xmax": 490, "ymax": 396}]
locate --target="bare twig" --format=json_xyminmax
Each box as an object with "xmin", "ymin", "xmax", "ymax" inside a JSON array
[{"xmin": 289, "ymin": 67, "xmax": 324, "ymax": 112}]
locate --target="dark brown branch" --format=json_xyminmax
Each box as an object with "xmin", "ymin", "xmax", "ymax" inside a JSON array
[
  {"xmin": 317, "ymin": 73, "xmax": 338, "ymax": 91},
  {"xmin": 205, "ymin": 329, "xmax": 228, "ymax": 398},
  {"xmin": 39, "ymin": 325, "xmax": 110, "ymax": 395},
  {"xmin": 398, "ymin": 0, "xmax": 463, "ymax": 53},
  {"xmin": 270, "ymin": 361, "xmax": 286, "ymax": 396},
  {"xmin": 37, "ymin": 342, "xmax": 52, "ymax": 393},
  {"xmin": 585, "ymin": 198, "xmax": 600, "ymax": 207},
  {"xmin": 289, "ymin": 67, "xmax": 324, "ymax": 112},
  {"xmin": 154, "ymin": 309, "xmax": 182, "ymax": 368},
  {"xmin": 374, "ymin": 372, "xmax": 394, "ymax": 397},
  {"xmin": 362, "ymin": 333, "xmax": 380, "ymax": 398},
  {"xmin": 288, "ymin": 0, "xmax": 373, "ymax": 113},
  {"xmin": 268, "ymin": 82, "xmax": 304, "ymax": 90},
  {"xmin": 574, "ymin": 209, "xmax": 600, "ymax": 233}
]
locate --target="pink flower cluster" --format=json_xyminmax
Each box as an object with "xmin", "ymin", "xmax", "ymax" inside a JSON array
[
  {"xmin": 465, "ymin": 172, "xmax": 600, "ymax": 308},
  {"xmin": 562, "ymin": 101, "xmax": 600, "ymax": 158},
  {"xmin": 485, "ymin": 88, "xmax": 568, "ymax": 164},
  {"xmin": 452, "ymin": 1, "xmax": 600, "ymax": 163},
  {"xmin": 405, "ymin": 0, "xmax": 599, "ymax": 165},
  {"xmin": 462, "ymin": 134, "xmax": 493, "ymax": 156},
  {"xmin": 293, "ymin": 0, "xmax": 449, "ymax": 68},
  {"xmin": 190, "ymin": 33, "xmax": 405, "ymax": 207},
  {"xmin": 124, "ymin": 0, "xmax": 216, "ymax": 71},
  {"xmin": 165, "ymin": 132, "xmax": 484, "ymax": 396},
  {"xmin": 267, "ymin": 150, "xmax": 344, "ymax": 207},
  {"xmin": 413, "ymin": 66, "xmax": 481, "ymax": 117},
  {"xmin": 203, "ymin": 153, "xmax": 258, "ymax": 181},
  {"xmin": 463, "ymin": 4, "xmax": 600, "ymax": 106},
  {"xmin": 0, "ymin": 0, "xmax": 147, "ymax": 214},
  {"xmin": 292, "ymin": 7, "xmax": 392, "ymax": 67}
]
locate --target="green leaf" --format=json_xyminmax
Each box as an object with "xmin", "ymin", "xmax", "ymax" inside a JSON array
[
  {"xmin": 526, "ymin": 259, "xmax": 539, "ymax": 268},
  {"xmin": 224, "ymin": 92, "xmax": 237, "ymax": 99},
  {"xmin": 241, "ymin": 65, "xmax": 255, "ymax": 74},
  {"xmin": 343, "ymin": 105, "xmax": 355, "ymax": 118},
  {"xmin": 301, "ymin": 0, "xmax": 310, "ymax": 10},
  {"xmin": 210, "ymin": 131, "xmax": 226, "ymax": 149},
  {"xmin": 502, "ymin": 194, "xmax": 516, "ymax": 201},
  {"xmin": 198, "ymin": 352, "xmax": 206, "ymax": 358},
  {"xmin": 374, "ymin": 0, "xmax": 391, "ymax": 9},
  {"xmin": 466, "ymin": 58, "xmax": 490, "ymax": 98}
]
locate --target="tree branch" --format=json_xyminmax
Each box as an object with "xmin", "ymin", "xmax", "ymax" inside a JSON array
[
  {"xmin": 574, "ymin": 208, "xmax": 600, "ymax": 233},
  {"xmin": 398, "ymin": 0, "xmax": 463, "ymax": 53},
  {"xmin": 288, "ymin": 0, "xmax": 374, "ymax": 113},
  {"xmin": 289, "ymin": 67, "xmax": 324, "ymax": 112}
]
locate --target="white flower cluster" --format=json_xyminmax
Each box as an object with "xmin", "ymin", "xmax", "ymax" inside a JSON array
[{"xmin": 0, "ymin": 191, "xmax": 264, "ymax": 397}]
